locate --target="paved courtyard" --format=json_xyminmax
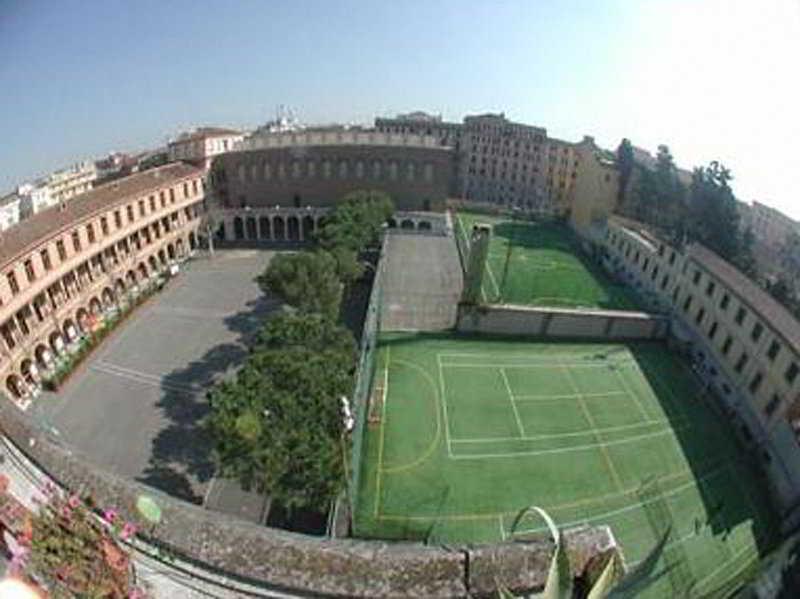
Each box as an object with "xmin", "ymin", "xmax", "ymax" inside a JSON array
[{"xmin": 29, "ymin": 249, "xmax": 279, "ymax": 504}]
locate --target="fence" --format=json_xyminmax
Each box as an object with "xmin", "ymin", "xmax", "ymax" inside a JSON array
[
  {"xmin": 349, "ymin": 235, "xmax": 387, "ymax": 526},
  {"xmin": 452, "ymin": 210, "xmax": 470, "ymax": 275}
]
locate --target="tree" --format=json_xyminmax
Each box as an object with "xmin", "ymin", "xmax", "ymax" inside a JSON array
[
  {"xmin": 317, "ymin": 190, "xmax": 394, "ymax": 252},
  {"xmin": 258, "ymin": 250, "xmax": 343, "ymax": 319},
  {"xmin": 686, "ymin": 161, "xmax": 753, "ymax": 271},
  {"xmin": 616, "ymin": 138, "xmax": 635, "ymax": 207},
  {"xmin": 254, "ymin": 311, "xmax": 356, "ymax": 363}
]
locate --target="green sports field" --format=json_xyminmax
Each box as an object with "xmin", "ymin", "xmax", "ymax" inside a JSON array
[
  {"xmin": 353, "ymin": 333, "xmax": 778, "ymax": 597},
  {"xmin": 454, "ymin": 211, "xmax": 640, "ymax": 310}
]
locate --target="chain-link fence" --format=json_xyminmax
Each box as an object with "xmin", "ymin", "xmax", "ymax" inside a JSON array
[
  {"xmin": 452, "ymin": 211, "xmax": 470, "ymax": 275},
  {"xmin": 348, "ymin": 236, "xmax": 386, "ymax": 524}
]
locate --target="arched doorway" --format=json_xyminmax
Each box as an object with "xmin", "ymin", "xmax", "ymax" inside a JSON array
[
  {"xmin": 189, "ymin": 231, "xmax": 197, "ymax": 250},
  {"xmin": 158, "ymin": 249, "xmax": 167, "ymax": 265},
  {"xmin": 387, "ymin": 218, "xmax": 397, "ymax": 228},
  {"xmin": 246, "ymin": 217, "xmax": 257, "ymax": 240},
  {"xmin": 401, "ymin": 219, "xmax": 415, "ymax": 230},
  {"xmin": 6, "ymin": 374, "xmax": 24, "ymax": 399},
  {"xmin": 167, "ymin": 243, "xmax": 176, "ymax": 260},
  {"xmin": 302, "ymin": 215, "xmax": 315, "ymax": 240},
  {"xmin": 259, "ymin": 217, "xmax": 271, "ymax": 240},
  {"xmin": 176, "ymin": 238, "xmax": 185, "ymax": 257},
  {"xmin": 20, "ymin": 358, "xmax": 38, "ymax": 388},
  {"xmin": 49, "ymin": 331, "xmax": 65, "ymax": 356},
  {"xmin": 148, "ymin": 255, "xmax": 158, "ymax": 274},
  {"xmin": 273, "ymin": 216, "xmax": 285, "ymax": 241},
  {"xmin": 115, "ymin": 278, "xmax": 126, "ymax": 297},
  {"xmin": 216, "ymin": 222, "xmax": 226, "ymax": 241},
  {"xmin": 418, "ymin": 220, "xmax": 432, "ymax": 231},
  {"xmin": 126, "ymin": 270, "xmax": 137, "ymax": 287},
  {"xmin": 63, "ymin": 318, "xmax": 78, "ymax": 342},
  {"xmin": 35, "ymin": 343, "xmax": 52, "ymax": 370},
  {"xmin": 102, "ymin": 287, "xmax": 115, "ymax": 308},
  {"xmin": 233, "ymin": 217, "xmax": 245, "ymax": 240},
  {"xmin": 287, "ymin": 216, "xmax": 300, "ymax": 241},
  {"xmin": 90, "ymin": 297, "xmax": 103, "ymax": 315}
]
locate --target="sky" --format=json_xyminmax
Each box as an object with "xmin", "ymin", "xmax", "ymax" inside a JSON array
[{"xmin": 1, "ymin": 0, "xmax": 799, "ymax": 216}]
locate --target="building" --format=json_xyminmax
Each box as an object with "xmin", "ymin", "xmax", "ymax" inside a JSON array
[
  {"xmin": 209, "ymin": 129, "xmax": 454, "ymax": 242},
  {"xmin": 459, "ymin": 113, "xmax": 582, "ymax": 217},
  {"xmin": 0, "ymin": 193, "xmax": 22, "ymax": 231},
  {"xmin": 568, "ymin": 137, "xmax": 620, "ymax": 235},
  {"xmin": 13, "ymin": 161, "xmax": 99, "ymax": 219},
  {"xmin": 0, "ymin": 163, "xmax": 206, "ymax": 406},
  {"xmin": 168, "ymin": 127, "xmax": 245, "ymax": 170},
  {"xmin": 601, "ymin": 215, "xmax": 800, "ymax": 513},
  {"xmin": 746, "ymin": 201, "xmax": 799, "ymax": 250}
]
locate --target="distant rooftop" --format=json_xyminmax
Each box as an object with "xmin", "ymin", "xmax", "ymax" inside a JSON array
[
  {"xmin": 0, "ymin": 162, "xmax": 202, "ymax": 268},
  {"xmin": 172, "ymin": 127, "xmax": 243, "ymax": 144}
]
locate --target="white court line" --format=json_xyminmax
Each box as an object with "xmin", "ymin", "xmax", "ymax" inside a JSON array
[
  {"xmin": 513, "ymin": 466, "xmax": 727, "ymax": 536},
  {"xmin": 450, "ymin": 417, "xmax": 683, "ymax": 444},
  {"xmin": 498, "ymin": 516, "xmax": 507, "ymax": 541},
  {"xmin": 449, "ymin": 425, "xmax": 686, "ymax": 460},
  {"xmin": 440, "ymin": 361, "xmax": 636, "ymax": 369},
  {"xmin": 91, "ymin": 362, "xmax": 199, "ymax": 395},
  {"xmin": 95, "ymin": 360, "xmax": 202, "ymax": 393},
  {"xmin": 692, "ymin": 543, "xmax": 758, "ymax": 593},
  {"xmin": 436, "ymin": 354, "xmax": 454, "ymax": 457},
  {"xmin": 512, "ymin": 390, "xmax": 628, "ymax": 401},
  {"xmin": 500, "ymin": 368, "xmax": 525, "ymax": 437},
  {"xmin": 437, "ymin": 352, "xmax": 617, "ymax": 359},
  {"xmin": 611, "ymin": 365, "xmax": 652, "ymax": 423}
]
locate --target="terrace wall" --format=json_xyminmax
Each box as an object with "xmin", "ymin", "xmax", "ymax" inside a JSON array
[
  {"xmin": 456, "ymin": 303, "xmax": 669, "ymax": 341},
  {"xmin": 0, "ymin": 399, "xmax": 619, "ymax": 598}
]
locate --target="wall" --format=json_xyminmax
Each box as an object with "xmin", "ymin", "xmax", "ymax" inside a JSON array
[
  {"xmin": 0, "ymin": 399, "xmax": 618, "ymax": 598},
  {"xmin": 456, "ymin": 303, "xmax": 668, "ymax": 341}
]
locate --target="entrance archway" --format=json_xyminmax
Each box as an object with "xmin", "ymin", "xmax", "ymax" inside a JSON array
[
  {"xmin": 233, "ymin": 217, "xmax": 245, "ymax": 240},
  {"xmin": 6, "ymin": 374, "xmax": 23, "ymax": 399},
  {"xmin": 287, "ymin": 216, "xmax": 300, "ymax": 241},
  {"xmin": 273, "ymin": 217, "xmax": 285, "ymax": 241},
  {"xmin": 246, "ymin": 217, "xmax": 257, "ymax": 240},
  {"xmin": 400, "ymin": 219, "xmax": 415, "ymax": 230},
  {"xmin": 302, "ymin": 215, "xmax": 315, "ymax": 240},
  {"xmin": 259, "ymin": 217, "xmax": 271, "ymax": 240}
]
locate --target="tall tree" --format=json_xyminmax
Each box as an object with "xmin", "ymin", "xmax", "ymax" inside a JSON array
[
  {"xmin": 258, "ymin": 251, "xmax": 343, "ymax": 319},
  {"xmin": 616, "ymin": 138, "xmax": 635, "ymax": 207}
]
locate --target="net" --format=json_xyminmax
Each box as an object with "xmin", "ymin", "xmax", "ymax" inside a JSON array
[
  {"xmin": 348, "ymin": 235, "xmax": 386, "ymax": 525},
  {"xmin": 452, "ymin": 211, "xmax": 470, "ymax": 275}
]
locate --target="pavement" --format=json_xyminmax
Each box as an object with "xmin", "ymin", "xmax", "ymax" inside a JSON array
[{"xmin": 29, "ymin": 249, "xmax": 280, "ymax": 504}]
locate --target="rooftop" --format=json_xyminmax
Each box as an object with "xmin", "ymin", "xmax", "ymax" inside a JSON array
[
  {"xmin": 0, "ymin": 162, "xmax": 201, "ymax": 269},
  {"xmin": 172, "ymin": 127, "xmax": 243, "ymax": 144}
]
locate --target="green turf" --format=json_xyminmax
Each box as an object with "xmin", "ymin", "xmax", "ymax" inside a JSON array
[
  {"xmin": 353, "ymin": 332, "xmax": 779, "ymax": 598},
  {"xmin": 455, "ymin": 210, "xmax": 640, "ymax": 310}
]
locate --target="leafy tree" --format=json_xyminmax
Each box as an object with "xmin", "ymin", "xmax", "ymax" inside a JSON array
[
  {"xmin": 317, "ymin": 190, "xmax": 394, "ymax": 252},
  {"xmin": 686, "ymin": 161, "xmax": 754, "ymax": 272},
  {"xmin": 616, "ymin": 138, "xmax": 635, "ymax": 207},
  {"xmin": 258, "ymin": 250, "xmax": 343, "ymax": 319},
  {"xmin": 254, "ymin": 311, "xmax": 356, "ymax": 364}
]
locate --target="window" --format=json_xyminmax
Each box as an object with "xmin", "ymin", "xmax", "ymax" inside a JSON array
[
  {"xmin": 683, "ymin": 295, "xmax": 692, "ymax": 312},
  {"xmin": 708, "ymin": 321, "xmax": 718, "ymax": 340},
  {"xmin": 767, "ymin": 340, "xmax": 781, "ymax": 361},
  {"xmin": 720, "ymin": 293, "xmax": 730, "ymax": 310},
  {"xmin": 86, "ymin": 223, "xmax": 96, "ymax": 243},
  {"xmin": 695, "ymin": 307, "xmax": 705, "ymax": 325},
  {"xmin": 706, "ymin": 281, "xmax": 715, "ymax": 297},
  {"xmin": 183, "ymin": 182, "xmax": 189, "ymax": 197},
  {"xmin": 751, "ymin": 322, "xmax": 763, "ymax": 342},
  {"xmin": 749, "ymin": 372, "xmax": 763, "ymax": 393},
  {"xmin": 100, "ymin": 217, "xmax": 109, "ymax": 236},
  {"xmin": 693, "ymin": 269, "xmax": 701, "ymax": 285},
  {"xmin": 138, "ymin": 200, "xmax": 145, "ymax": 217},
  {"xmin": 169, "ymin": 188, "xmax": 175, "ymax": 203},
  {"xmin": 149, "ymin": 195, "xmax": 156, "ymax": 211},
  {"xmin": 722, "ymin": 335, "xmax": 733, "ymax": 355},
  {"xmin": 735, "ymin": 352, "xmax": 748, "ymax": 373},
  {"xmin": 127, "ymin": 205, "xmax": 134, "ymax": 222},
  {"xmin": 56, "ymin": 239, "xmax": 67, "ymax": 261},
  {"xmin": 765, "ymin": 394, "xmax": 781, "ymax": 418},
  {"xmin": 24, "ymin": 259, "xmax": 35, "ymax": 283},
  {"xmin": 114, "ymin": 210, "xmax": 122, "ymax": 229},
  {"xmin": 159, "ymin": 191, "xmax": 166, "ymax": 208},
  {"xmin": 661, "ymin": 274, "xmax": 669, "ymax": 290},
  {"xmin": 669, "ymin": 251, "xmax": 676, "ymax": 265},
  {"xmin": 40, "ymin": 248, "xmax": 52, "ymax": 271},
  {"xmin": 192, "ymin": 179, "xmax": 198, "ymax": 195},
  {"xmin": 735, "ymin": 306, "xmax": 747, "ymax": 326},
  {"xmin": 6, "ymin": 271, "xmax": 19, "ymax": 295},
  {"xmin": 71, "ymin": 231, "xmax": 81, "ymax": 252},
  {"xmin": 785, "ymin": 362, "xmax": 799, "ymax": 385}
]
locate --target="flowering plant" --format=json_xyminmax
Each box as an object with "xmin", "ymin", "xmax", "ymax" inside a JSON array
[{"xmin": 11, "ymin": 483, "xmax": 146, "ymax": 598}]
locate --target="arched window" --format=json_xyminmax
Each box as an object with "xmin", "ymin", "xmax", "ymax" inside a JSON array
[
  {"xmin": 307, "ymin": 160, "xmax": 316, "ymax": 178},
  {"xmin": 263, "ymin": 161, "xmax": 271, "ymax": 180},
  {"xmin": 424, "ymin": 163, "xmax": 434, "ymax": 182},
  {"xmin": 292, "ymin": 161, "xmax": 301, "ymax": 179},
  {"xmin": 389, "ymin": 161, "xmax": 398, "ymax": 181},
  {"xmin": 372, "ymin": 160, "xmax": 382, "ymax": 179},
  {"xmin": 339, "ymin": 160, "xmax": 348, "ymax": 179},
  {"xmin": 407, "ymin": 162, "xmax": 416, "ymax": 181},
  {"xmin": 355, "ymin": 161, "xmax": 364, "ymax": 179},
  {"xmin": 323, "ymin": 160, "xmax": 332, "ymax": 179}
]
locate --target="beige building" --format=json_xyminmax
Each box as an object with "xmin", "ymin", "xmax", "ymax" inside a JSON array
[
  {"xmin": 0, "ymin": 163, "xmax": 205, "ymax": 407},
  {"xmin": 168, "ymin": 127, "xmax": 245, "ymax": 170},
  {"xmin": 601, "ymin": 215, "xmax": 800, "ymax": 512},
  {"xmin": 0, "ymin": 193, "xmax": 22, "ymax": 231}
]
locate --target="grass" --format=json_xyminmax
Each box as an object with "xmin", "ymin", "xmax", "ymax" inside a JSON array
[
  {"xmin": 455, "ymin": 210, "xmax": 640, "ymax": 310},
  {"xmin": 353, "ymin": 332, "xmax": 779, "ymax": 598}
]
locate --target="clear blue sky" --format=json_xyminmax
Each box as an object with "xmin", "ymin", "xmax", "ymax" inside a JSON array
[{"xmin": 2, "ymin": 1, "xmax": 799, "ymax": 216}]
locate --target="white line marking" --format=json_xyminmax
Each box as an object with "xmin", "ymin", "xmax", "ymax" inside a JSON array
[
  {"xmin": 498, "ymin": 516, "xmax": 506, "ymax": 541},
  {"xmin": 91, "ymin": 362, "xmax": 199, "ymax": 395},
  {"xmin": 613, "ymin": 366, "xmax": 652, "ymax": 423},
  {"xmin": 450, "ymin": 417, "xmax": 683, "ymax": 443},
  {"xmin": 440, "ymin": 361, "xmax": 635, "ymax": 369},
  {"xmin": 450, "ymin": 426, "xmax": 685, "ymax": 460},
  {"xmin": 436, "ymin": 354, "xmax": 454, "ymax": 457},
  {"xmin": 692, "ymin": 543, "xmax": 757, "ymax": 592},
  {"xmin": 500, "ymin": 368, "xmax": 525, "ymax": 437},
  {"xmin": 513, "ymin": 467, "xmax": 727, "ymax": 535},
  {"xmin": 374, "ymin": 346, "xmax": 391, "ymax": 518},
  {"xmin": 512, "ymin": 390, "xmax": 629, "ymax": 401}
]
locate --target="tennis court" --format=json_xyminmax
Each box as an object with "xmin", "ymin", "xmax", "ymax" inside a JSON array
[
  {"xmin": 455, "ymin": 210, "xmax": 639, "ymax": 310},
  {"xmin": 353, "ymin": 332, "xmax": 778, "ymax": 597}
]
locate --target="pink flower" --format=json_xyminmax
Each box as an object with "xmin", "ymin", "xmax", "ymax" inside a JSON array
[
  {"xmin": 103, "ymin": 508, "xmax": 119, "ymax": 524},
  {"xmin": 120, "ymin": 522, "xmax": 137, "ymax": 540},
  {"xmin": 129, "ymin": 588, "xmax": 146, "ymax": 599},
  {"xmin": 61, "ymin": 505, "xmax": 72, "ymax": 519},
  {"xmin": 68, "ymin": 494, "xmax": 80, "ymax": 509}
]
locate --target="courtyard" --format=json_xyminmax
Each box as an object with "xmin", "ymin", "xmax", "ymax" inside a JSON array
[{"xmin": 28, "ymin": 249, "xmax": 279, "ymax": 504}]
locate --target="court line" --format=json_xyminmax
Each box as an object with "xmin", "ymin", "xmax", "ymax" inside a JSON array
[
  {"xmin": 373, "ymin": 346, "xmax": 390, "ymax": 519},
  {"xmin": 91, "ymin": 362, "xmax": 199, "ymax": 395},
  {"xmin": 512, "ymin": 390, "xmax": 629, "ymax": 401},
  {"xmin": 499, "ymin": 368, "xmax": 526, "ymax": 437},
  {"xmin": 380, "ymin": 358, "xmax": 443, "ymax": 473},
  {"xmin": 512, "ymin": 466, "xmax": 728, "ymax": 536},
  {"xmin": 691, "ymin": 543, "xmax": 758, "ymax": 594},
  {"xmin": 449, "ymin": 425, "xmax": 686, "ymax": 460},
  {"xmin": 440, "ymin": 361, "xmax": 636, "ymax": 369},
  {"xmin": 436, "ymin": 354, "xmax": 454, "ymax": 457},
  {"xmin": 377, "ymin": 457, "xmax": 729, "ymax": 522},
  {"xmin": 562, "ymin": 364, "xmax": 624, "ymax": 492},
  {"xmin": 450, "ymin": 417, "xmax": 684, "ymax": 444},
  {"xmin": 611, "ymin": 365, "xmax": 652, "ymax": 423}
]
